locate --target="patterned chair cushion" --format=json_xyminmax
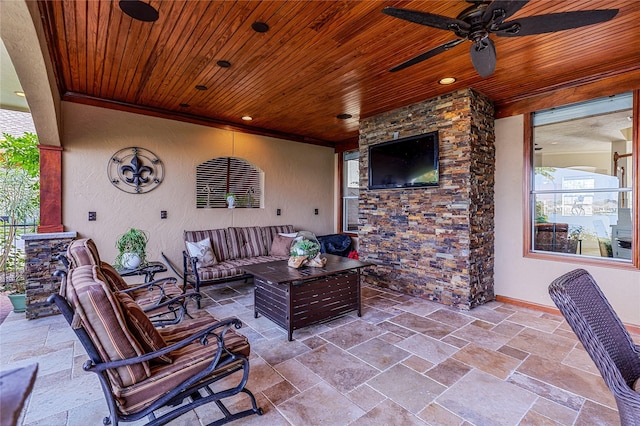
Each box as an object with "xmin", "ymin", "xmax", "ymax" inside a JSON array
[
  {"xmin": 65, "ymin": 265, "xmax": 150, "ymax": 387},
  {"xmin": 114, "ymin": 315, "xmax": 250, "ymax": 415},
  {"xmin": 184, "ymin": 229, "xmax": 231, "ymax": 262},
  {"xmin": 227, "ymin": 227, "xmax": 267, "ymax": 259},
  {"xmin": 115, "ymin": 292, "xmax": 172, "ymax": 365},
  {"xmin": 66, "ymin": 238, "xmax": 101, "ymax": 268}
]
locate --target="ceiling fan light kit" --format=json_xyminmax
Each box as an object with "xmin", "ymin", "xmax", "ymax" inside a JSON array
[{"xmin": 383, "ymin": 0, "xmax": 618, "ymax": 77}]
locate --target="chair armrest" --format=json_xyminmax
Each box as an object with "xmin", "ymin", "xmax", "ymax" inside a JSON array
[
  {"xmin": 182, "ymin": 250, "xmax": 202, "ymax": 287},
  {"xmin": 85, "ymin": 317, "xmax": 245, "ymax": 372},
  {"xmin": 120, "ymin": 276, "xmax": 177, "ymax": 293}
]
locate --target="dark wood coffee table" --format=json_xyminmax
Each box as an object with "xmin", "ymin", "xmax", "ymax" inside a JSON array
[{"xmin": 243, "ymin": 254, "xmax": 372, "ymax": 341}]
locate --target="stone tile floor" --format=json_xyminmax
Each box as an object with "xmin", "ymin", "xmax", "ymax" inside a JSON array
[{"xmin": 1, "ymin": 280, "xmax": 634, "ymax": 425}]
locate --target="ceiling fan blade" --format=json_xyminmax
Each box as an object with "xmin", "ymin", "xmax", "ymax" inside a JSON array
[
  {"xmin": 482, "ymin": 0, "xmax": 529, "ymax": 23},
  {"xmin": 390, "ymin": 39, "xmax": 466, "ymax": 72},
  {"xmin": 495, "ymin": 9, "xmax": 618, "ymax": 37},
  {"xmin": 470, "ymin": 38, "xmax": 496, "ymax": 77},
  {"xmin": 382, "ymin": 7, "xmax": 470, "ymax": 33}
]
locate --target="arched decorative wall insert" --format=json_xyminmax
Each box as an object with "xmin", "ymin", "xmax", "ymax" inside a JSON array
[
  {"xmin": 108, "ymin": 147, "xmax": 164, "ymax": 194},
  {"xmin": 196, "ymin": 157, "xmax": 263, "ymax": 208}
]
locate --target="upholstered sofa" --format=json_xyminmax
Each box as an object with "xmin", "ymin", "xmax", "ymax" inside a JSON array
[{"xmin": 181, "ymin": 225, "xmax": 296, "ymax": 293}]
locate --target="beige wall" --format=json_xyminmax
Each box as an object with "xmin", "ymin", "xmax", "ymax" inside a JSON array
[
  {"xmin": 62, "ymin": 102, "xmax": 335, "ymax": 268},
  {"xmin": 495, "ymin": 115, "xmax": 640, "ymax": 326}
]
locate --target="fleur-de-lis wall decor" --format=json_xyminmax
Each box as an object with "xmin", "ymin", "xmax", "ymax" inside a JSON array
[{"xmin": 108, "ymin": 147, "xmax": 164, "ymax": 194}]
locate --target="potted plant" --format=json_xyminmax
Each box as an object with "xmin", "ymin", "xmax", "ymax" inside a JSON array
[
  {"xmin": 114, "ymin": 228, "xmax": 149, "ymax": 270},
  {"xmin": 2, "ymin": 279, "xmax": 27, "ymax": 313},
  {"xmin": 225, "ymin": 192, "xmax": 236, "ymax": 208}
]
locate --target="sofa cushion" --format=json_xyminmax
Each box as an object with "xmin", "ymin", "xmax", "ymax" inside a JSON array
[
  {"xmin": 227, "ymin": 227, "xmax": 267, "ymax": 258},
  {"xmin": 184, "ymin": 229, "xmax": 231, "ymax": 262},
  {"xmin": 185, "ymin": 237, "xmax": 218, "ymax": 267},
  {"xmin": 65, "ymin": 265, "xmax": 150, "ymax": 387},
  {"xmin": 270, "ymin": 234, "xmax": 295, "ymax": 256},
  {"xmin": 261, "ymin": 225, "xmax": 295, "ymax": 254},
  {"xmin": 115, "ymin": 292, "xmax": 172, "ymax": 365}
]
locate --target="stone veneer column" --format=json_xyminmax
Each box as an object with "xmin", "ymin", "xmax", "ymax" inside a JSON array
[
  {"xmin": 359, "ymin": 89, "xmax": 495, "ymax": 309},
  {"xmin": 22, "ymin": 232, "xmax": 76, "ymax": 319}
]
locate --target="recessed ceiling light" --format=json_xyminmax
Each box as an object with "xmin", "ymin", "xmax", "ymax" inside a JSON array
[
  {"xmin": 179, "ymin": 103, "xmax": 190, "ymax": 108},
  {"xmin": 336, "ymin": 113, "xmax": 352, "ymax": 120},
  {"xmin": 438, "ymin": 77, "xmax": 456, "ymax": 85},
  {"xmin": 118, "ymin": 0, "xmax": 159, "ymax": 22},
  {"xmin": 217, "ymin": 60, "xmax": 231, "ymax": 68},
  {"xmin": 195, "ymin": 85, "xmax": 208, "ymax": 90},
  {"xmin": 242, "ymin": 116, "xmax": 253, "ymax": 121},
  {"xmin": 252, "ymin": 22, "xmax": 269, "ymax": 33},
  {"xmin": 14, "ymin": 91, "xmax": 26, "ymax": 97}
]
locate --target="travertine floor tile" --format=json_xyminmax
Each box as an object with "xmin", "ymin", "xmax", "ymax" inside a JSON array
[
  {"xmin": 297, "ymin": 343, "xmax": 378, "ymax": 393},
  {"xmin": 437, "ymin": 369, "xmax": 537, "ymax": 425},
  {"xmin": 350, "ymin": 399, "xmax": 427, "ymax": 425},
  {"xmin": 367, "ymin": 364, "xmax": 446, "ymax": 414},
  {"xmin": 277, "ymin": 381, "xmax": 365, "ymax": 425},
  {"xmin": 348, "ymin": 337, "xmax": 411, "ymax": 371}
]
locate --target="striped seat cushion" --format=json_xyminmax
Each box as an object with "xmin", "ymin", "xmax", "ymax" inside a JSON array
[
  {"xmin": 115, "ymin": 292, "xmax": 172, "ymax": 365},
  {"xmin": 196, "ymin": 262, "xmax": 246, "ymax": 281},
  {"xmin": 227, "ymin": 227, "xmax": 267, "ymax": 258},
  {"xmin": 100, "ymin": 262, "xmax": 183, "ymax": 308},
  {"xmin": 184, "ymin": 229, "xmax": 230, "ymax": 262},
  {"xmin": 65, "ymin": 265, "xmax": 150, "ymax": 387},
  {"xmin": 112, "ymin": 315, "xmax": 250, "ymax": 415}
]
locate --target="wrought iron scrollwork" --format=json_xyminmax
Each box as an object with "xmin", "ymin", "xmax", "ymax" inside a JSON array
[{"xmin": 108, "ymin": 147, "xmax": 164, "ymax": 194}]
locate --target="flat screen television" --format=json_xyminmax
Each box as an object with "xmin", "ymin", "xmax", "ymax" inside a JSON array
[{"xmin": 368, "ymin": 132, "xmax": 439, "ymax": 189}]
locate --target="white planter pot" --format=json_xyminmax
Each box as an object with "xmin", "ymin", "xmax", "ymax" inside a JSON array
[{"xmin": 121, "ymin": 253, "xmax": 141, "ymax": 269}]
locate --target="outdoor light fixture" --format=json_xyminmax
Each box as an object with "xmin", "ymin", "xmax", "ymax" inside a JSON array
[
  {"xmin": 438, "ymin": 77, "xmax": 456, "ymax": 85},
  {"xmin": 242, "ymin": 116, "xmax": 253, "ymax": 121},
  {"xmin": 119, "ymin": 0, "xmax": 159, "ymax": 22}
]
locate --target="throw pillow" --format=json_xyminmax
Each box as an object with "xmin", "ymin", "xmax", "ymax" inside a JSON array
[
  {"xmin": 115, "ymin": 292, "xmax": 172, "ymax": 364},
  {"xmin": 271, "ymin": 234, "xmax": 295, "ymax": 256},
  {"xmin": 185, "ymin": 237, "xmax": 217, "ymax": 267}
]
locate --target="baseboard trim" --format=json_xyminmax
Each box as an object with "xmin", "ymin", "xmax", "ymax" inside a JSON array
[{"xmin": 495, "ymin": 295, "xmax": 640, "ymax": 336}]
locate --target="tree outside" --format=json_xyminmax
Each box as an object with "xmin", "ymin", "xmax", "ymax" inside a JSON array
[{"xmin": 0, "ymin": 132, "xmax": 39, "ymax": 293}]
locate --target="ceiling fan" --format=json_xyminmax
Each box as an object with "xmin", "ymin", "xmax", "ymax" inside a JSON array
[{"xmin": 382, "ymin": 0, "xmax": 618, "ymax": 77}]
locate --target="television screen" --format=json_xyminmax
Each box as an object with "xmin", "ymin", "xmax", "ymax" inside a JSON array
[{"xmin": 368, "ymin": 132, "xmax": 439, "ymax": 189}]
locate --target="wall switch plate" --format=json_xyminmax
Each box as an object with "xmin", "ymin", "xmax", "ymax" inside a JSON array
[
  {"xmin": 161, "ymin": 210, "xmax": 167, "ymax": 219},
  {"xmin": 88, "ymin": 211, "xmax": 96, "ymax": 221},
  {"xmin": 276, "ymin": 208, "xmax": 281, "ymax": 216},
  {"xmin": 314, "ymin": 208, "xmax": 319, "ymax": 215}
]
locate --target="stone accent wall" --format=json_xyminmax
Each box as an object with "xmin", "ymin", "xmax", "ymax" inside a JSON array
[
  {"xmin": 22, "ymin": 232, "xmax": 76, "ymax": 319},
  {"xmin": 359, "ymin": 89, "xmax": 495, "ymax": 309}
]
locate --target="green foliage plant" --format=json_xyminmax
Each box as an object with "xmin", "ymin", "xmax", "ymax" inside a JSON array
[
  {"xmin": 0, "ymin": 132, "xmax": 40, "ymax": 279},
  {"xmin": 114, "ymin": 228, "xmax": 149, "ymax": 269}
]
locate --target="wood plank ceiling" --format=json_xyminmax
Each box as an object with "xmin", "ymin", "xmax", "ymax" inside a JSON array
[{"xmin": 37, "ymin": 0, "xmax": 640, "ymax": 149}]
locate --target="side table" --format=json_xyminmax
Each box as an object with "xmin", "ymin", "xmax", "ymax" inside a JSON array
[{"xmin": 117, "ymin": 261, "xmax": 167, "ymax": 282}]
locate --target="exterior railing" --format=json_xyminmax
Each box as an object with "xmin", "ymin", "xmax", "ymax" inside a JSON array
[{"xmin": 1, "ymin": 220, "xmax": 38, "ymax": 288}]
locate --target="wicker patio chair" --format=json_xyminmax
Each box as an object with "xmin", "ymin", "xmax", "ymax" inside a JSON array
[
  {"xmin": 47, "ymin": 263, "xmax": 262, "ymax": 426},
  {"xmin": 63, "ymin": 238, "xmax": 200, "ymax": 326},
  {"xmin": 549, "ymin": 269, "xmax": 640, "ymax": 425}
]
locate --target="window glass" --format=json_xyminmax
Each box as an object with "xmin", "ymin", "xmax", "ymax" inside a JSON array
[
  {"xmin": 342, "ymin": 151, "xmax": 359, "ymax": 232},
  {"xmin": 531, "ymin": 92, "xmax": 634, "ymax": 261}
]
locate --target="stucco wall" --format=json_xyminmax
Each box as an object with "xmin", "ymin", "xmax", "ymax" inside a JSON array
[
  {"xmin": 495, "ymin": 115, "xmax": 640, "ymax": 326},
  {"xmin": 61, "ymin": 102, "xmax": 335, "ymax": 268}
]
